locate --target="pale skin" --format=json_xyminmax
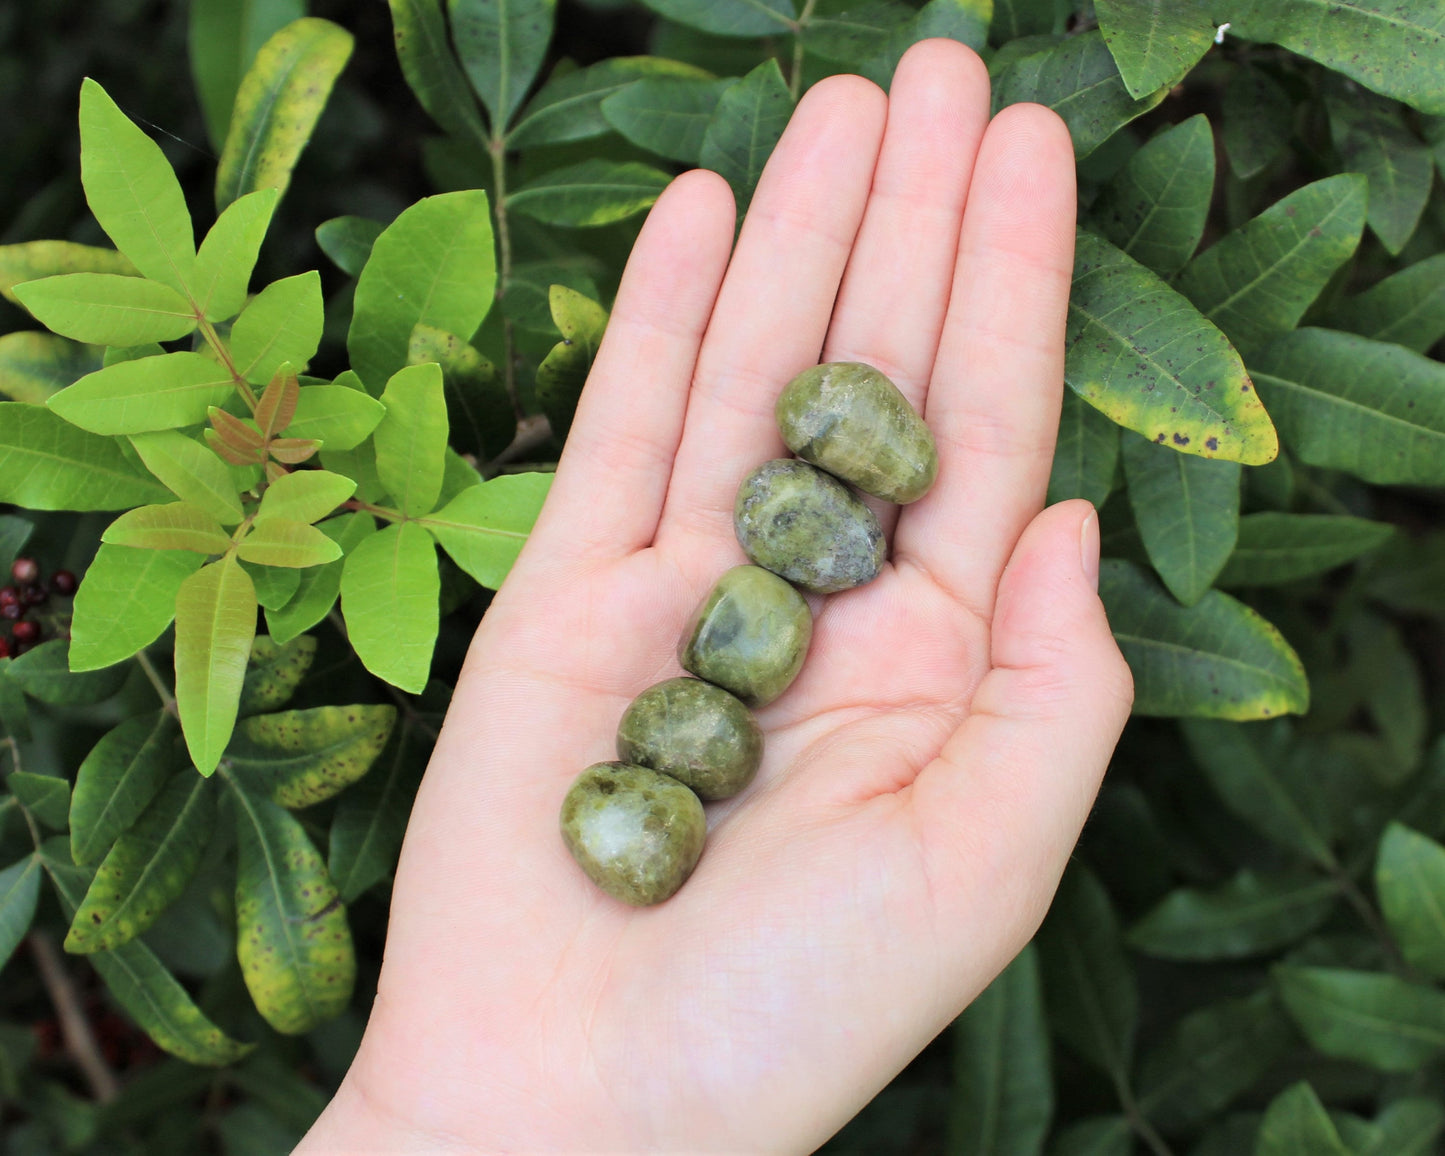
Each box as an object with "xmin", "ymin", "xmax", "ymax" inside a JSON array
[{"xmin": 298, "ymin": 40, "xmax": 1134, "ymax": 1155}]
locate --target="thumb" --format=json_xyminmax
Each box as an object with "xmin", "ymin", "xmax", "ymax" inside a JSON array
[{"xmin": 910, "ymin": 499, "xmax": 1133, "ymax": 975}]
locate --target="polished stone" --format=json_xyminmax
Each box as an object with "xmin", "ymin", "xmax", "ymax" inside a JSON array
[
  {"xmin": 560, "ymin": 762, "xmax": 706, "ymax": 906},
  {"xmin": 734, "ymin": 459, "xmax": 886, "ymax": 593},
  {"xmin": 617, "ymin": 677, "xmax": 762, "ymax": 800},
  {"xmin": 680, "ymin": 565, "xmax": 812, "ymax": 708},
  {"xmin": 776, "ymin": 361, "xmax": 938, "ymax": 504}
]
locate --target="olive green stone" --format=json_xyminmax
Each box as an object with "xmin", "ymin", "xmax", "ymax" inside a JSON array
[
  {"xmin": 617, "ymin": 677, "xmax": 763, "ymax": 800},
  {"xmin": 560, "ymin": 762, "xmax": 706, "ymax": 906},
  {"xmin": 734, "ymin": 459, "xmax": 886, "ymax": 593},
  {"xmin": 679, "ymin": 566, "xmax": 812, "ymax": 708},
  {"xmin": 775, "ymin": 361, "xmax": 939, "ymax": 504}
]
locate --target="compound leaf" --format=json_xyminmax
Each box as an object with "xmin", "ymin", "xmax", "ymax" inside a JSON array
[
  {"xmin": 12, "ymin": 274, "xmax": 196, "ymax": 346},
  {"xmin": 48, "ymin": 352, "xmax": 236, "ymax": 436},
  {"xmin": 193, "ymin": 188, "xmax": 281, "ymax": 322},
  {"xmin": 421, "ymin": 471, "xmax": 552, "ymax": 589},
  {"xmin": 0, "ymin": 403, "xmax": 171, "ymax": 511},
  {"xmin": 230, "ymin": 272, "xmax": 324, "ymax": 384}
]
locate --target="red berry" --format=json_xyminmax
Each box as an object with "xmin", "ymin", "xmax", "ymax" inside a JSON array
[
  {"xmin": 0, "ymin": 638, "xmax": 9, "ymax": 659},
  {"xmin": 0, "ymin": 586, "xmax": 17, "ymax": 608},
  {"xmin": 10, "ymin": 557, "xmax": 38, "ymax": 584},
  {"xmin": 11, "ymin": 620, "xmax": 40, "ymax": 643},
  {"xmin": 0, "ymin": 602, "xmax": 20, "ymax": 621},
  {"xmin": 21, "ymin": 583, "xmax": 46, "ymax": 607},
  {"xmin": 50, "ymin": 569, "xmax": 78, "ymax": 596}
]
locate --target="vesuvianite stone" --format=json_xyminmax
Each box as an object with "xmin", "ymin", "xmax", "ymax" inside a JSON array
[
  {"xmin": 559, "ymin": 761, "xmax": 706, "ymax": 906},
  {"xmin": 617, "ymin": 677, "xmax": 763, "ymax": 800},
  {"xmin": 776, "ymin": 361, "xmax": 939, "ymax": 504},
  {"xmin": 734, "ymin": 459, "xmax": 886, "ymax": 593},
  {"xmin": 679, "ymin": 566, "xmax": 812, "ymax": 708}
]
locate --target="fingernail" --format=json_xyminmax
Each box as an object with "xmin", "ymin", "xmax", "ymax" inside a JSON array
[{"xmin": 1079, "ymin": 508, "xmax": 1099, "ymax": 591}]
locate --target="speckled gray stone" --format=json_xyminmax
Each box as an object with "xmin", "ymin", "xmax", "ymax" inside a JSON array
[
  {"xmin": 734, "ymin": 459, "xmax": 886, "ymax": 593},
  {"xmin": 679, "ymin": 566, "xmax": 812, "ymax": 708},
  {"xmin": 776, "ymin": 362, "xmax": 938, "ymax": 504},
  {"xmin": 617, "ymin": 677, "xmax": 763, "ymax": 800},
  {"xmin": 560, "ymin": 762, "xmax": 706, "ymax": 906}
]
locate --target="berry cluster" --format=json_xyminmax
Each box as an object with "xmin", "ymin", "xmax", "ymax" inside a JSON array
[{"xmin": 0, "ymin": 557, "xmax": 77, "ymax": 659}]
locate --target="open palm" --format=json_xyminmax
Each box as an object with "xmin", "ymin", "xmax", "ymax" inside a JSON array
[{"xmin": 300, "ymin": 40, "xmax": 1133, "ymax": 1155}]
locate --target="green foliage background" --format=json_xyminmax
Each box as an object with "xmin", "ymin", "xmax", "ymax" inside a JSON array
[{"xmin": 2, "ymin": 0, "xmax": 1445, "ymax": 1152}]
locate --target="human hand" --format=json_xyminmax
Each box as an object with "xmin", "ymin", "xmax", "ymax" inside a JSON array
[{"xmin": 299, "ymin": 38, "xmax": 1133, "ymax": 1155}]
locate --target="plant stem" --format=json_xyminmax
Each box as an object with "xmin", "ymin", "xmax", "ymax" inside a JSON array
[
  {"xmin": 1335, "ymin": 867, "xmax": 1412, "ymax": 976},
  {"xmin": 135, "ymin": 649, "xmax": 178, "ymax": 717},
  {"xmin": 196, "ymin": 316, "xmax": 260, "ymax": 411},
  {"xmin": 342, "ymin": 498, "xmax": 404, "ymax": 522},
  {"xmin": 28, "ymin": 930, "xmax": 121, "ymax": 1104},
  {"xmin": 489, "ymin": 136, "xmax": 522, "ymax": 423},
  {"xmin": 789, "ymin": 0, "xmax": 819, "ymax": 101},
  {"xmin": 1120, "ymin": 1085, "xmax": 1176, "ymax": 1156}
]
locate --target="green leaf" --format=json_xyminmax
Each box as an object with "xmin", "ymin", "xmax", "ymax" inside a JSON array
[
  {"xmin": 1127, "ymin": 869, "xmax": 1338, "ymax": 960},
  {"xmin": 1217, "ymin": 513, "xmax": 1395, "ymax": 587},
  {"xmin": 946, "ymin": 942, "xmax": 1053, "ymax": 1156},
  {"xmin": 1091, "ymin": 114, "xmax": 1215, "ymax": 278},
  {"xmin": 1048, "ymin": 1116, "xmax": 1131, "ymax": 1156},
  {"xmin": 509, "ymin": 56, "xmax": 708, "ymax": 148},
  {"xmin": 1254, "ymin": 1081, "xmax": 1350, "ymax": 1156},
  {"xmin": 1249, "ymin": 328, "xmax": 1445, "ymax": 486},
  {"xmin": 0, "ymin": 402, "xmax": 171, "ymax": 510},
  {"xmin": 535, "ymin": 285, "xmax": 608, "ymax": 440},
  {"xmin": 128, "ymin": 430, "xmax": 245, "ymax": 525},
  {"xmin": 48, "ymin": 352, "xmax": 236, "ymax": 436},
  {"xmin": 637, "ymin": 0, "xmax": 794, "ymax": 37},
  {"xmin": 1047, "ymin": 388, "xmax": 1119, "ymax": 508},
  {"xmin": 1219, "ymin": 1, "xmax": 1445, "ymax": 116},
  {"xmin": 1327, "ymin": 89, "xmax": 1433, "ymax": 255},
  {"xmin": 8, "ymin": 640, "xmax": 130, "ymax": 706},
  {"xmin": 243, "ymin": 562, "xmax": 301, "ymax": 613},
  {"xmin": 230, "ymin": 272, "xmax": 324, "ymax": 384},
  {"xmin": 193, "ymin": 188, "xmax": 281, "ymax": 322},
  {"xmin": 449, "ymin": 0, "xmax": 556, "ymax": 130},
  {"xmin": 0, "ymin": 516, "xmax": 34, "ymax": 581},
  {"xmin": 226, "ymin": 704, "xmax": 397, "ymax": 809},
  {"xmin": 229, "ymin": 779, "xmax": 354, "ymax": 1034},
  {"xmin": 0, "ymin": 662, "xmax": 30, "ymax": 743},
  {"xmin": 508, "ymin": 158, "xmax": 673, "ymax": 227},
  {"xmin": 286, "ymin": 384, "xmax": 386, "ymax": 450},
  {"xmin": 239, "ymin": 635, "xmax": 317, "ymax": 715},
  {"xmin": 994, "ymin": 31, "xmax": 1166, "ymax": 159},
  {"xmin": 215, "ymin": 18, "xmax": 355, "ymax": 210},
  {"xmin": 237, "ymin": 519, "xmax": 343, "ymax": 568},
  {"xmin": 1174, "ymin": 174, "xmax": 1367, "ymax": 356},
  {"xmin": 801, "ymin": 0, "xmax": 914, "ymax": 65},
  {"xmin": 0, "ymin": 240, "xmax": 138, "ymax": 305},
  {"xmin": 374, "ymin": 363, "xmax": 448, "ymax": 517},
  {"xmin": 1357, "ymin": 1100, "xmax": 1445, "ymax": 1156},
  {"xmin": 339, "ymin": 522, "xmax": 439, "ymax": 693},
  {"xmin": 601, "ymin": 76, "xmax": 734, "ymax": 164},
  {"xmin": 8, "ymin": 773, "xmax": 72, "ymax": 829},
  {"xmin": 13, "ymin": 274, "xmax": 197, "ymax": 346},
  {"xmin": 102, "ymin": 502, "xmax": 234, "ymax": 555},
  {"xmin": 265, "ymin": 513, "xmax": 377, "ymax": 645},
  {"xmin": 1376, "ymin": 823, "xmax": 1445, "ymax": 981},
  {"xmin": 66, "ymin": 775, "xmax": 215, "ymax": 953},
  {"xmin": 1099, "ymin": 561, "xmax": 1309, "ymax": 719},
  {"xmin": 386, "ymin": 0, "xmax": 488, "ymax": 141},
  {"xmin": 348, "ymin": 190, "xmax": 497, "ymax": 392},
  {"xmin": 0, "ymin": 332, "xmax": 103, "ymax": 405},
  {"xmin": 1036, "ymin": 865, "xmax": 1136, "ymax": 1080},
  {"xmin": 1181, "ymin": 719, "xmax": 1335, "ymax": 866},
  {"xmin": 1122, "ymin": 432, "xmax": 1241, "ymax": 605},
  {"xmin": 43, "ymin": 850, "xmax": 252, "ymax": 1066},
  {"xmin": 256, "ymin": 470, "xmax": 356, "ymax": 525},
  {"xmin": 189, "ymin": 0, "xmax": 307, "ymax": 146},
  {"xmin": 421, "ymin": 472, "xmax": 552, "ymax": 588},
  {"xmin": 698, "ymin": 60, "xmax": 793, "ymax": 221},
  {"xmin": 78, "ymin": 79, "xmax": 196, "ymax": 294},
  {"xmin": 1221, "ymin": 64, "xmax": 1293, "ymax": 180},
  {"xmin": 852, "ymin": 0, "xmax": 992, "ymax": 87},
  {"xmin": 1095, "ymin": 0, "xmax": 1215, "ymax": 99},
  {"xmin": 0, "ymin": 856, "xmax": 40, "ymax": 970},
  {"xmin": 70, "ymin": 712, "xmax": 181, "ymax": 866},
  {"xmin": 1272, "ymin": 965, "xmax": 1445, "ymax": 1073},
  {"xmin": 407, "ymin": 323, "xmax": 510, "ymax": 460},
  {"xmin": 70, "ymin": 546, "xmax": 203, "ymax": 672},
  {"xmin": 175, "ymin": 555, "xmax": 258, "ymax": 775},
  {"xmin": 1330, "ymin": 252, "xmax": 1445, "ymax": 354},
  {"xmin": 328, "ymin": 715, "xmax": 428, "ymax": 901},
  {"xmin": 1136, "ymin": 990, "xmax": 1295, "ymax": 1135},
  {"xmin": 314, "ymin": 216, "xmax": 384, "ymax": 279},
  {"xmin": 1066, "ymin": 232, "xmax": 1276, "ymax": 465}
]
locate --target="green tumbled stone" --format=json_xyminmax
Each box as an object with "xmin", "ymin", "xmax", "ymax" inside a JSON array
[
  {"xmin": 679, "ymin": 566, "xmax": 812, "ymax": 708},
  {"xmin": 560, "ymin": 762, "xmax": 706, "ymax": 906},
  {"xmin": 776, "ymin": 361, "xmax": 939, "ymax": 504},
  {"xmin": 617, "ymin": 677, "xmax": 763, "ymax": 800},
  {"xmin": 734, "ymin": 459, "xmax": 886, "ymax": 593}
]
